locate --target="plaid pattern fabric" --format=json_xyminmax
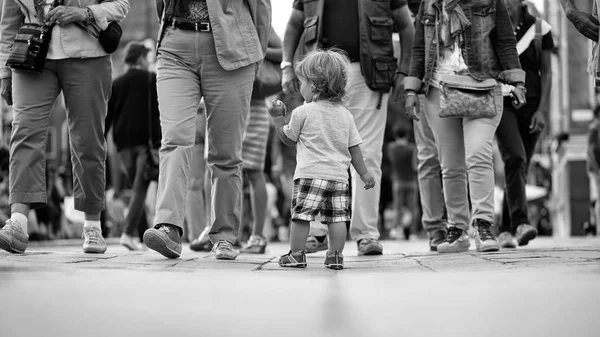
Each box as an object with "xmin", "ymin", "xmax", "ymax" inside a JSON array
[{"xmin": 291, "ymin": 178, "xmax": 350, "ymax": 223}]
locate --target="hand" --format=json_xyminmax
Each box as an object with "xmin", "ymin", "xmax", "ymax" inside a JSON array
[
  {"xmin": 269, "ymin": 99, "xmax": 287, "ymax": 118},
  {"xmin": 404, "ymin": 92, "xmax": 420, "ymax": 121},
  {"xmin": 281, "ymin": 67, "xmax": 298, "ymax": 95},
  {"xmin": 360, "ymin": 172, "xmax": 375, "ymax": 190},
  {"xmin": 1, "ymin": 77, "xmax": 12, "ymax": 106},
  {"xmin": 567, "ymin": 9, "xmax": 600, "ymax": 42},
  {"xmin": 45, "ymin": 6, "xmax": 87, "ymax": 26},
  {"xmin": 391, "ymin": 73, "xmax": 406, "ymax": 103},
  {"xmin": 511, "ymin": 85, "xmax": 527, "ymax": 109},
  {"xmin": 529, "ymin": 110, "xmax": 545, "ymax": 134}
]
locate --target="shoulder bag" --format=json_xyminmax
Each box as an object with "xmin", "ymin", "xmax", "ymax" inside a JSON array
[{"xmin": 435, "ymin": 14, "xmax": 500, "ymax": 119}]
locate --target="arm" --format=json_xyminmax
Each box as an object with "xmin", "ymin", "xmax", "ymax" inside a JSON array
[
  {"xmin": 156, "ymin": 0, "xmax": 164, "ymax": 21},
  {"xmin": 0, "ymin": 0, "xmax": 25, "ymax": 80},
  {"xmin": 537, "ymin": 50, "xmax": 552, "ymax": 114},
  {"xmin": 282, "ymin": 9, "xmax": 304, "ymax": 94},
  {"xmin": 588, "ymin": 128, "xmax": 600, "ymax": 172},
  {"xmin": 254, "ymin": 0, "xmax": 272, "ymax": 58},
  {"xmin": 350, "ymin": 145, "xmax": 375, "ymax": 189},
  {"xmin": 404, "ymin": 0, "xmax": 425, "ymax": 93},
  {"xmin": 392, "ymin": 4, "xmax": 415, "ymax": 76},
  {"xmin": 271, "ymin": 115, "xmax": 295, "ymax": 147},
  {"xmin": 491, "ymin": 0, "xmax": 525, "ymax": 85},
  {"xmin": 265, "ymin": 27, "xmax": 283, "ymax": 63},
  {"xmin": 87, "ymin": 0, "xmax": 130, "ymax": 30},
  {"xmin": 560, "ymin": 0, "xmax": 599, "ymax": 42}
]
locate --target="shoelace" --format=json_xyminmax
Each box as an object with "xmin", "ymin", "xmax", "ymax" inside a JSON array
[
  {"xmin": 159, "ymin": 225, "xmax": 171, "ymax": 234},
  {"xmin": 84, "ymin": 228, "xmax": 102, "ymax": 244},
  {"xmin": 445, "ymin": 227, "xmax": 463, "ymax": 243},
  {"xmin": 475, "ymin": 222, "xmax": 495, "ymax": 242},
  {"xmin": 216, "ymin": 240, "xmax": 232, "ymax": 250}
]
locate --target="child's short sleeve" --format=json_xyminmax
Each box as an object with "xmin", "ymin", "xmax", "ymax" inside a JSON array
[
  {"xmin": 283, "ymin": 107, "xmax": 306, "ymax": 142},
  {"xmin": 348, "ymin": 113, "xmax": 362, "ymax": 148}
]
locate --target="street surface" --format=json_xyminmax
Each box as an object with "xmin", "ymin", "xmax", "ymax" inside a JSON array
[{"xmin": 1, "ymin": 237, "xmax": 599, "ymax": 337}]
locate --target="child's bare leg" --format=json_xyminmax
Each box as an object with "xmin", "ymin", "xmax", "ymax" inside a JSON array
[
  {"xmin": 290, "ymin": 219, "xmax": 310, "ymax": 252},
  {"xmin": 327, "ymin": 221, "xmax": 346, "ymax": 254}
]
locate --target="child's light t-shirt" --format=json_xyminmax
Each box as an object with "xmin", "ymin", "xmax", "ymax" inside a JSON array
[{"xmin": 283, "ymin": 100, "xmax": 362, "ymax": 183}]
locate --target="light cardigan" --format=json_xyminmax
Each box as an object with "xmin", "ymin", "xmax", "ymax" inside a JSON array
[{"xmin": 0, "ymin": 0, "xmax": 130, "ymax": 79}]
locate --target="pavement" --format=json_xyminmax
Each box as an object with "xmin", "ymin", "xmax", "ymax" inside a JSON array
[{"xmin": 1, "ymin": 236, "xmax": 599, "ymax": 337}]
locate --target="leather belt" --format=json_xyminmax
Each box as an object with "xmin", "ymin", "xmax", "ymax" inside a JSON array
[{"xmin": 164, "ymin": 19, "xmax": 211, "ymax": 32}]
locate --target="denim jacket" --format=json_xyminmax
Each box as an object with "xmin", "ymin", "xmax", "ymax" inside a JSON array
[
  {"xmin": 0, "ymin": 0, "xmax": 130, "ymax": 79},
  {"xmin": 404, "ymin": 0, "xmax": 525, "ymax": 94},
  {"xmin": 155, "ymin": 0, "xmax": 271, "ymax": 71}
]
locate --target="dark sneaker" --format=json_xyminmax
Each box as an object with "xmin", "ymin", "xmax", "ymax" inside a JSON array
[
  {"xmin": 143, "ymin": 224, "xmax": 182, "ymax": 259},
  {"xmin": 82, "ymin": 227, "xmax": 107, "ymax": 254},
  {"xmin": 241, "ymin": 234, "xmax": 267, "ymax": 254},
  {"xmin": 305, "ymin": 235, "xmax": 328, "ymax": 253},
  {"xmin": 437, "ymin": 226, "xmax": 470, "ymax": 253},
  {"xmin": 516, "ymin": 224, "xmax": 538, "ymax": 246},
  {"xmin": 278, "ymin": 250, "xmax": 307, "ymax": 268},
  {"xmin": 190, "ymin": 238, "xmax": 213, "ymax": 252},
  {"xmin": 498, "ymin": 231, "xmax": 517, "ymax": 249},
  {"xmin": 473, "ymin": 219, "xmax": 500, "ymax": 252},
  {"xmin": 324, "ymin": 250, "xmax": 344, "ymax": 270},
  {"xmin": 357, "ymin": 238, "xmax": 383, "ymax": 256},
  {"xmin": 428, "ymin": 229, "xmax": 447, "ymax": 252},
  {"xmin": 212, "ymin": 240, "xmax": 238, "ymax": 260},
  {"xmin": 0, "ymin": 220, "xmax": 29, "ymax": 254}
]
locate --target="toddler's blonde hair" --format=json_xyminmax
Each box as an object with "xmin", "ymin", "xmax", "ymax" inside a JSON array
[{"xmin": 295, "ymin": 49, "xmax": 350, "ymax": 102}]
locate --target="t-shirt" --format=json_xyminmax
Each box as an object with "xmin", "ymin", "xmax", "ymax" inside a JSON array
[
  {"xmin": 387, "ymin": 140, "xmax": 416, "ymax": 182},
  {"xmin": 514, "ymin": 9, "xmax": 554, "ymax": 99},
  {"xmin": 292, "ymin": 0, "xmax": 407, "ymax": 62},
  {"xmin": 283, "ymin": 101, "xmax": 362, "ymax": 183}
]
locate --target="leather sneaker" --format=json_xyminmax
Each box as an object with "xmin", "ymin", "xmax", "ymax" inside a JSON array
[
  {"xmin": 516, "ymin": 224, "xmax": 538, "ymax": 246},
  {"xmin": 305, "ymin": 235, "xmax": 328, "ymax": 253},
  {"xmin": 190, "ymin": 238, "xmax": 213, "ymax": 252},
  {"xmin": 212, "ymin": 240, "xmax": 238, "ymax": 260},
  {"xmin": 357, "ymin": 238, "xmax": 383, "ymax": 256},
  {"xmin": 82, "ymin": 227, "xmax": 107, "ymax": 254},
  {"xmin": 241, "ymin": 234, "xmax": 267, "ymax": 254},
  {"xmin": 428, "ymin": 229, "xmax": 447, "ymax": 252},
  {"xmin": 143, "ymin": 224, "xmax": 182, "ymax": 259},
  {"xmin": 498, "ymin": 231, "xmax": 517, "ymax": 249},
  {"xmin": 0, "ymin": 220, "xmax": 29, "ymax": 254},
  {"xmin": 437, "ymin": 226, "xmax": 470, "ymax": 253},
  {"xmin": 473, "ymin": 219, "xmax": 500, "ymax": 252}
]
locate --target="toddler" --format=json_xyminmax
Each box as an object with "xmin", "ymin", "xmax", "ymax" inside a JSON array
[{"xmin": 268, "ymin": 49, "xmax": 375, "ymax": 270}]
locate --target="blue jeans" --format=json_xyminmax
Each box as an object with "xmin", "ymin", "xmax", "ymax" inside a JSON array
[{"xmin": 154, "ymin": 27, "xmax": 256, "ymax": 243}]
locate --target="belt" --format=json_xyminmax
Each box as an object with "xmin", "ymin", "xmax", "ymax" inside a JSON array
[{"xmin": 164, "ymin": 19, "xmax": 211, "ymax": 32}]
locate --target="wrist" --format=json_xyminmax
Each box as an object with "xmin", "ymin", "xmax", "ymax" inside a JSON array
[
  {"xmin": 280, "ymin": 61, "xmax": 293, "ymax": 70},
  {"xmin": 405, "ymin": 90, "xmax": 417, "ymax": 96}
]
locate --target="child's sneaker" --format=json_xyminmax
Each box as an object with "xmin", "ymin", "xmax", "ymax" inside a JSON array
[
  {"xmin": 324, "ymin": 250, "xmax": 344, "ymax": 270},
  {"xmin": 278, "ymin": 250, "xmax": 307, "ymax": 268}
]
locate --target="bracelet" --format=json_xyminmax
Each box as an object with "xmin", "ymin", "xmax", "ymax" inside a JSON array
[
  {"xmin": 405, "ymin": 91, "xmax": 417, "ymax": 96},
  {"xmin": 85, "ymin": 7, "xmax": 94, "ymax": 25}
]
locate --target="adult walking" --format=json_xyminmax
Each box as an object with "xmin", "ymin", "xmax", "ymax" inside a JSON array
[
  {"xmin": 560, "ymin": 0, "xmax": 599, "ymax": 82},
  {"xmin": 143, "ymin": 0, "xmax": 271, "ymax": 260},
  {"xmin": 106, "ymin": 41, "xmax": 161, "ymax": 251},
  {"xmin": 282, "ymin": 0, "xmax": 414, "ymax": 256},
  {"xmin": 496, "ymin": 0, "xmax": 553, "ymax": 248},
  {"xmin": 405, "ymin": 0, "xmax": 526, "ymax": 253},
  {"xmin": 0, "ymin": 0, "xmax": 130, "ymax": 254}
]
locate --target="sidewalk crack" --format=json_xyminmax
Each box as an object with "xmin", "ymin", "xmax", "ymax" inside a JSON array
[
  {"xmin": 409, "ymin": 257, "xmax": 436, "ymax": 272},
  {"xmin": 253, "ymin": 256, "xmax": 277, "ymax": 271}
]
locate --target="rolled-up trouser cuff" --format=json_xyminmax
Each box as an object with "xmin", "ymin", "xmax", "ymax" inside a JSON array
[
  {"xmin": 75, "ymin": 200, "xmax": 106, "ymax": 214},
  {"xmin": 9, "ymin": 191, "xmax": 47, "ymax": 210}
]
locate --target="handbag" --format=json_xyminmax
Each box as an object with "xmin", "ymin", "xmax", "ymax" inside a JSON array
[
  {"xmin": 434, "ymin": 13, "xmax": 499, "ymax": 119},
  {"xmin": 252, "ymin": 58, "xmax": 282, "ymax": 98},
  {"xmin": 6, "ymin": 23, "xmax": 54, "ymax": 73},
  {"xmin": 438, "ymin": 74, "xmax": 499, "ymax": 119},
  {"xmin": 73, "ymin": 20, "xmax": 121, "ymax": 54}
]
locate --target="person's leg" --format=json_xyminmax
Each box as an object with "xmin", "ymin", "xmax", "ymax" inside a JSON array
[
  {"xmin": 463, "ymin": 100, "xmax": 503, "ymax": 252},
  {"xmin": 146, "ymin": 29, "xmax": 202, "ymax": 258},
  {"xmin": 120, "ymin": 146, "xmax": 150, "ymax": 250},
  {"xmin": 413, "ymin": 95, "xmax": 447, "ymax": 248},
  {"xmin": 327, "ymin": 221, "xmax": 347, "ymax": 254},
  {"xmin": 290, "ymin": 219, "xmax": 311, "ymax": 252},
  {"xmin": 423, "ymin": 88, "xmax": 471, "ymax": 253},
  {"xmin": 186, "ymin": 141, "xmax": 207, "ymax": 242},
  {"xmin": 345, "ymin": 63, "xmax": 387, "ymax": 252},
  {"xmin": 200, "ymin": 36, "xmax": 255, "ymax": 248},
  {"xmin": 59, "ymin": 57, "xmax": 111, "ymax": 253},
  {"xmin": 0, "ymin": 63, "xmax": 61, "ymax": 254},
  {"xmin": 246, "ymin": 169, "xmax": 268, "ymax": 236}
]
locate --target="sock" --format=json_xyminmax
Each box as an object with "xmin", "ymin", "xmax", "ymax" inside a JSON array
[
  {"xmin": 10, "ymin": 212, "xmax": 28, "ymax": 233},
  {"xmin": 315, "ymin": 235, "xmax": 326, "ymax": 243},
  {"xmin": 83, "ymin": 220, "xmax": 101, "ymax": 230}
]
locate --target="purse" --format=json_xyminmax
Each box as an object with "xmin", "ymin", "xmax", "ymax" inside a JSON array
[
  {"xmin": 252, "ymin": 58, "xmax": 282, "ymax": 98},
  {"xmin": 438, "ymin": 74, "xmax": 499, "ymax": 119},
  {"xmin": 6, "ymin": 23, "xmax": 54, "ymax": 73},
  {"xmin": 73, "ymin": 20, "xmax": 122, "ymax": 54}
]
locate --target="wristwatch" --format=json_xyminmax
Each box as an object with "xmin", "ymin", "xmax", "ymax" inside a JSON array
[{"xmin": 280, "ymin": 61, "xmax": 293, "ymax": 70}]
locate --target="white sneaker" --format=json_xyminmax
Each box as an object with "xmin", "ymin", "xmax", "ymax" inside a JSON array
[
  {"xmin": 83, "ymin": 227, "xmax": 107, "ymax": 254},
  {"xmin": 120, "ymin": 233, "xmax": 143, "ymax": 251}
]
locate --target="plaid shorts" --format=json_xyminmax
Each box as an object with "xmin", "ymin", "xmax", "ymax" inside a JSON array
[{"xmin": 291, "ymin": 178, "xmax": 350, "ymax": 223}]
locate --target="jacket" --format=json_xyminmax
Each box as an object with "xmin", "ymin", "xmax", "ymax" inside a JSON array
[
  {"xmin": 404, "ymin": 0, "xmax": 525, "ymax": 94},
  {"xmin": 155, "ymin": 0, "xmax": 271, "ymax": 71},
  {"xmin": 0, "ymin": 0, "xmax": 130, "ymax": 79},
  {"xmin": 294, "ymin": 0, "xmax": 398, "ymax": 93}
]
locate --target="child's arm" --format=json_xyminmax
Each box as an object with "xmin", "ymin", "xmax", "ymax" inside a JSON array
[
  {"xmin": 269, "ymin": 100, "xmax": 296, "ymax": 147},
  {"xmin": 349, "ymin": 145, "xmax": 375, "ymax": 189}
]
